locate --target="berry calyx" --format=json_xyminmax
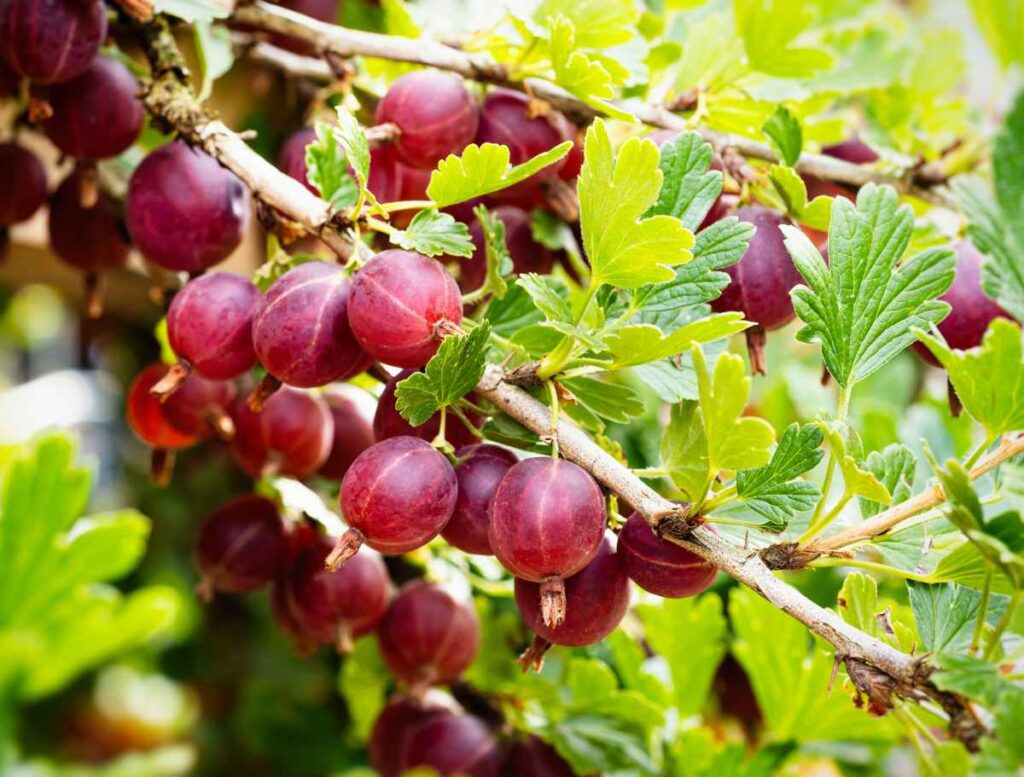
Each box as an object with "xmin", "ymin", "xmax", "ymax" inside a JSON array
[
  {"xmin": 330, "ymin": 436, "xmax": 457, "ymax": 568},
  {"xmin": 348, "ymin": 250, "xmax": 463, "ymax": 368},
  {"xmin": 375, "ymin": 71, "xmax": 479, "ymax": 170},
  {"xmin": 617, "ymin": 512, "xmax": 716, "ymax": 598},
  {"xmin": 252, "ymin": 261, "xmax": 370, "ymax": 388},
  {"xmin": 126, "ymin": 140, "xmax": 252, "ymax": 273},
  {"xmin": 515, "ymin": 536, "xmax": 630, "ymax": 670},
  {"xmin": 161, "ymin": 372, "xmax": 237, "ymax": 440},
  {"xmin": 442, "ymin": 444, "xmax": 517, "ymax": 556},
  {"xmin": 488, "ymin": 457, "xmax": 606, "ymax": 628},
  {"xmin": 126, "ymin": 363, "xmax": 201, "ymax": 485},
  {"xmin": 194, "ymin": 495, "xmax": 286, "ymax": 600},
  {"xmin": 377, "ymin": 580, "xmax": 480, "ymax": 690}
]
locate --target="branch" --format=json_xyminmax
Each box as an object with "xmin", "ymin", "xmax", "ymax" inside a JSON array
[
  {"xmin": 132, "ymin": 15, "xmax": 981, "ymax": 746},
  {"xmin": 230, "ymin": 0, "xmax": 955, "ymax": 206},
  {"xmin": 794, "ymin": 433, "xmax": 1024, "ymax": 562},
  {"xmin": 231, "ymin": 33, "xmax": 335, "ymax": 81}
]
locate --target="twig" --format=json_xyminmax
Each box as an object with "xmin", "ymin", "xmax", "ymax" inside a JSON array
[
  {"xmin": 797, "ymin": 433, "xmax": 1024, "ymax": 561},
  {"xmin": 133, "ymin": 16, "xmax": 982, "ymax": 745},
  {"xmin": 230, "ymin": 0, "xmax": 955, "ymax": 206},
  {"xmin": 231, "ymin": 34, "xmax": 335, "ymax": 81}
]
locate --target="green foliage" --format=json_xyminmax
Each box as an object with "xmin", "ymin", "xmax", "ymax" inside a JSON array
[
  {"xmin": 762, "ymin": 106, "xmax": 803, "ymax": 166},
  {"xmin": 426, "ymin": 142, "xmax": 572, "ymax": 207},
  {"xmin": 579, "ymin": 120, "xmax": 694, "ymax": 289},
  {"xmin": 784, "ymin": 184, "xmax": 956, "ymax": 387},
  {"xmin": 0, "ymin": 435, "xmax": 181, "ymax": 703},
  {"xmin": 394, "ymin": 324, "xmax": 492, "ymax": 427},
  {"xmin": 305, "ymin": 123, "xmax": 358, "ymax": 210},
  {"xmin": 915, "ymin": 318, "xmax": 1024, "ymax": 441},
  {"xmin": 734, "ymin": 423, "xmax": 823, "ymax": 529},
  {"xmin": 386, "ymin": 209, "xmax": 473, "ymax": 257},
  {"xmin": 648, "ymin": 131, "xmax": 723, "ymax": 231}
]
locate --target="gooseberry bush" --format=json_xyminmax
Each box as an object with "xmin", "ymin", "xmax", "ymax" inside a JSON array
[{"xmin": 2, "ymin": 0, "xmax": 1024, "ymax": 775}]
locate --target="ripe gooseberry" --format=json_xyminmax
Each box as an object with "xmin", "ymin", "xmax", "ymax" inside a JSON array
[
  {"xmin": 617, "ymin": 512, "xmax": 716, "ymax": 598},
  {"xmin": 194, "ymin": 494, "xmax": 286, "ymax": 601},
  {"xmin": 373, "ymin": 368, "xmax": 482, "ymax": 449},
  {"xmin": 370, "ymin": 697, "xmax": 452, "ymax": 777},
  {"xmin": 275, "ymin": 530, "xmax": 391, "ymax": 653},
  {"xmin": 126, "ymin": 363, "xmax": 200, "ymax": 485},
  {"xmin": 377, "ymin": 580, "xmax": 480, "ymax": 689},
  {"xmin": 914, "ymin": 240, "xmax": 1013, "ymax": 366},
  {"xmin": 502, "ymin": 735, "xmax": 577, "ymax": 777},
  {"xmin": 441, "ymin": 444, "xmax": 517, "ymax": 556},
  {"xmin": 474, "ymin": 88, "xmax": 573, "ymax": 204},
  {"xmin": 40, "ymin": 57, "xmax": 143, "ymax": 161},
  {"xmin": 0, "ymin": 0, "xmax": 107, "ymax": 84},
  {"xmin": 277, "ymin": 127, "xmax": 317, "ymax": 194},
  {"xmin": 126, "ymin": 140, "xmax": 251, "ymax": 272},
  {"xmin": 317, "ymin": 385, "xmax": 376, "ymax": 480},
  {"xmin": 161, "ymin": 372, "xmax": 237, "ymax": 441},
  {"xmin": 0, "ymin": 142, "xmax": 47, "ymax": 227},
  {"xmin": 709, "ymin": 205, "xmax": 802, "ymax": 374},
  {"xmin": 329, "ymin": 436, "xmax": 457, "ymax": 567},
  {"xmin": 159, "ymin": 272, "xmax": 260, "ymax": 396},
  {"xmin": 229, "ymin": 387, "xmax": 333, "ymax": 478},
  {"xmin": 48, "ymin": 168, "xmax": 130, "ymax": 317},
  {"xmin": 399, "ymin": 714, "xmax": 501, "ymax": 777},
  {"xmin": 489, "ymin": 457, "xmax": 606, "ymax": 628},
  {"xmin": 515, "ymin": 536, "xmax": 631, "ymax": 670},
  {"xmin": 348, "ymin": 250, "xmax": 463, "ymax": 369},
  {"xmin": 459, "ymin": 206, "xmax": 554, "ymax": 292},
  {"xmin": 252, "ymin": 261, "xmax": 370, "ymax": 389},
  {"xmin": 375, "ymin": 70, "xmax": 479, "ymax": 170}
]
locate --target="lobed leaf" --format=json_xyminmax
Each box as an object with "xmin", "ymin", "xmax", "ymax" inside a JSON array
[
  {"xmin": 735, "ymin": 423, "xmax": 824, "ymax": 529},
  {"xmin": 427, "ymin": 142, "xmax": 572, "ymax": 208},
  {"xmin": 388, "ymin": 209, "xmax": 473, "ymax": 257}
]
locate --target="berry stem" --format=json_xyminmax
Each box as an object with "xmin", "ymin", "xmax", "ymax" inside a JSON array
[
  {"xmin": 516, "ymin": 635, "xmax": 552, "ymax": 674},
  {"xmin": 150, "ymin": 360, "xmax": 191, "ymax": 400},
  {"xmin": 247, "ymin": 373, "xmax": 282, "ymax": 411}
]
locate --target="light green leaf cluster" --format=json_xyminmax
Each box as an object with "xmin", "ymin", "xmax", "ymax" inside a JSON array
[
  {"xmin": 0, "ymin": 435, "xmax": 181, "ymax": 701},
  {"xmin": 426, "ymin": 142, "xmax": 572, "ymax": 208},
  {"xmin": 735, "ymin": 423, "xmax": 824, "ymax": 529},
  {"xmin": 386, "ymin": 209, "xmax": 473, "ymax": 258}
]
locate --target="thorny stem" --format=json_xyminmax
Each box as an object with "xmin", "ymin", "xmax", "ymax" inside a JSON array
[{"xmin": 133, "ymin": 20, "xmax": 985, "ymax": 748}]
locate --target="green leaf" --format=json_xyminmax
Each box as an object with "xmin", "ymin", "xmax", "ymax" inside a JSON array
[
  {"xmin": 734, "ymin": 0, "xmax": 834, "ymax": 78},
  {"xmin": 784, "ymin": 184, "xmax": 956, "ymax": 387},
  {"xmin": 837, "ymin": 573, "xmax": 916, "ymax": 653},
  {"xmin": 915, "ymin": 318, "xmax": 1024, "ymax": 439},
  {"xmin": 661, "ymin": 401, "xmax": 709, "ymax": 502},
  {"xmin": 762, "ymin": 106, "xmax": 802, "ymax": 167},
  {"xmin": 394, "ymin": 324, "xmax": 491, "ymax": 426},
  {"xmin": 193, "ymin": 22, "xmax": 233, "ymax": 101},
  {"xmin": 908, "ymin": 581, "xmax": 1005, "ymax": 655},
  {"xmin": 485, "ymin": 282, "xmax": 550, "ymax": 337},
  {"xmin": 696, "ymin": 349, "xmax": 775, "ymax": 473},
  {"xmin": 635, "ymin": 218, "xmax": 755, "ymax": 318},
  {"xmin": 605, "ymin": 313, "xmax": 749, "ymax": 368},
  {"xmin": 636, "ymin": 596, "xmax": 728, "ymax": 715},
  {"xmin": 388, "ymin": 209, "xmax": 473, "ymax": 258},
  {"xmin": 967, "ymin": 0, "xmax": 1024, "ymax": 69},
  {"xmin": 818, "ymin": 422, "xmax": 891, "ymax": 503},
  {"xmin": 648, "ymin": 131, "xmax": 723, "ymax": 231},
  {"xmin": 333, "ymin": 108, "xmax": 371, "ymax": 183},
  {"xmin": 559, "ymin": 376, "xmax": 644, "ymax": 423},
  {"xmin": 517, "ymin": 274, "xmax": 573, "ymax": 323},
  {"xmin": 380, "ymin": 0, "xmax": 419, "ymax": 37},
  {"xmin": 765, "ymin": 165, "xmax": 832, "ymax": 231},
  {"xmin": 0, "ymin": 435, "xmax": 181, "ymax": 700},
  {"xmin": 535, "ymin": 0, "xmax": 638, "ymax": 49},
  {"xmin": 730, "ymin": 588, "xmax": 899, "ymax": 742},
  {"xmin": 471, "ymin": 205, "xmax": 513, "ymax": 299},
  {"xmin": 735, "ymin": 423, "xmax": 823, "ymax": 529},
  {"xmin": 931, "ymin": 653, "xmax": 1007, "ymax": 705},
  {"xmin": 579, "ymin": 120, "xmax": 694, "ymax": 289},
  {"xmin": 427, "ymin": 142, "xmax": 572, "ymax": 208},
  {"xmin": 859, "ymin": 443, "xmax": 915, "ymax": 517},
  {"xmin": 305, "ymin": 123, "xmax": 358, "ymax": 209}
]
